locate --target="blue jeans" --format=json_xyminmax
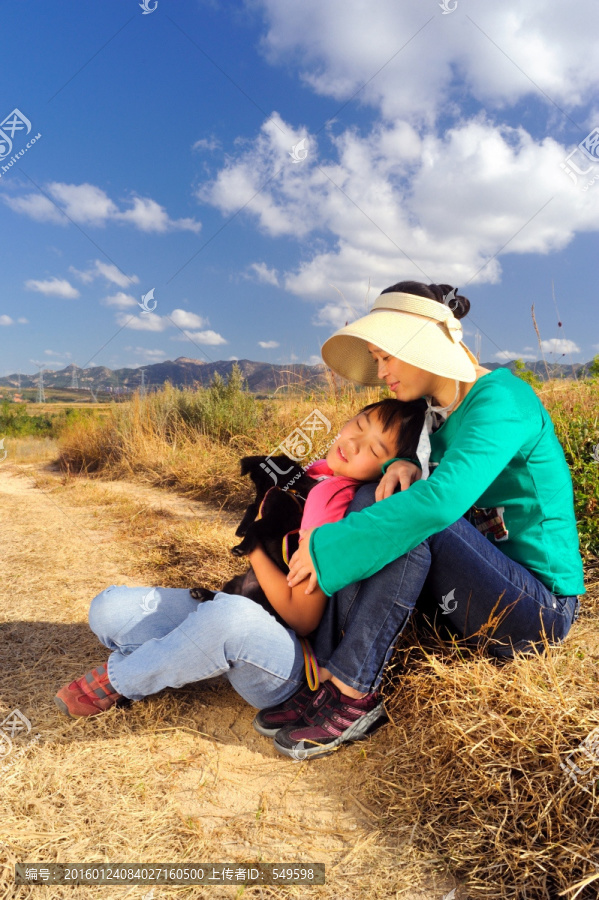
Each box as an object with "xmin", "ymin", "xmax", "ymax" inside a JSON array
[
  {"xmin": 89, "ymin": 587, "xmax": 305, "ymax": 709},
  {"xmin": 312, "ymin": 484, "xmax": 580, "ymax": 693}
]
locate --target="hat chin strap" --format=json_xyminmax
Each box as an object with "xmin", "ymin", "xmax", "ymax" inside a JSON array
[{"xmin": 416, "ymin": 380, "xmax": 461, "ymax": 480}]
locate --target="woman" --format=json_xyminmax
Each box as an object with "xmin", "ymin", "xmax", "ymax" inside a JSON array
[{"xmin": 265, "ymin": 280, "xmax": 584, "ymax": 760}]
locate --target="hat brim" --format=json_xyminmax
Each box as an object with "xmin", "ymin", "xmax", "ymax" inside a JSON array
[{"xmin": 321, "ymin": 309, "xmax": 478, "ymax": 385}]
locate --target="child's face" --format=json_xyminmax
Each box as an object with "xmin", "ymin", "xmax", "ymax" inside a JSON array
[{"xmin": 326, "ymin": 410, "xmax": 398, "ymax": 481}]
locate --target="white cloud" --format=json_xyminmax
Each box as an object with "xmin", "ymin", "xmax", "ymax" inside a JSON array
[
  {"xmin": 115, "ymin": 312, "xmax": 167, "ymax": 332},
  {"xmin": 256, "ymin": 0, "xmax": 599, "ymax": 122},
  {"xmin": 70, "ymin": 260, "xmax": 139, "ymax": 289},
  {"xmin": 494, "ymin": 351, "xmax": 537, "ymax": 361},
  {"xmin": 128, "ymin": 347, "xmax": 167, "ymax": 362},
  {"xmin": 306, "ymin": 354, "xmax": 323, "ymax": 365},
  {"xmin": 201, "ymin": 112, "xmax": 599, "ymax": 316},
  {"xmin": 0, "ymin": 315, "xmax": 14, "ymax": 326},
  {"xmin": 25, "ymin": 277, "xmax": 80, "ymax": 299},
  {"xmin": 258, "ymin": 340, "xmax": 279, "ymax": 348},
  {"xmin": 195, "ymin": 2, "xmax": 599, "ymax": 333},
  {"xmin": 17, "ymin": 317, "xmax": 28, "ymax": 324},
  {"xmin": 114, "ymin": 308, "xmax": 226, "ymax": 345},
  {"xmin": 540, "ymin": 338, "xmax": 581, "ymax": 355},
  {"xmin": 174, "ymin": 329, "xmax": 227, "ymax": 345},
  {"xmin": 116, "ymin": 196, "xmax": 201, "ymax": 234},
  {"xmin": 5, "ymin": 183, "xmax": 201, "ymax": 233},
  {"xmin": 44, "ymin": 350, "xmax": 72, "ymax": 359},
  {"xmin": 169, "ymin": 309, "xmax": 209, "ymax": 329},
  {"xmin": 247, "ymin": 262, "xmax": 280, "ymax": 286},
  {"xmin": 193, "ymin": 136, "xmax": 221, "ymax": 152},
  {"xmin": 3, "ymin": 194, "xmax": 66, "ymax": 224},
  {"xmin": 102, "ymin": 292, "xmax": 138, "ymax": 309}
]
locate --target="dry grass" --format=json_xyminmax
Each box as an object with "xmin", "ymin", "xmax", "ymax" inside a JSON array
[
  {"xmin": 3, "ymin": 378, "xmax": 599, "ymax": 899},
  {"xmin": 56, "ymin": 385, "xmax": 383, "ymax": 509},
  {"xmin": 365, "ymin": 593, "xmax": 599, "ymax": 900},
  {"xmin": 0, "ymin": 461, "xmax": 440, "ymax": 900}
]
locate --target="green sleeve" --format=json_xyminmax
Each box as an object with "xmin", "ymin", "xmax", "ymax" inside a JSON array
[{"xmin": 309, "ymin": 378, "xmax": 539, "ymax": 596}]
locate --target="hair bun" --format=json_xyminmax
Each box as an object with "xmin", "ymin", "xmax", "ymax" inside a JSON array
[{"xmin": 432, "ymin": 283, "xmax": 470, "ymax": 320}]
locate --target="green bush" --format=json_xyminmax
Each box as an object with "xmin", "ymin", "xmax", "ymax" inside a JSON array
[{"xmin": 0, "ymin": 400, "xmax": 54, "ymax": 437}]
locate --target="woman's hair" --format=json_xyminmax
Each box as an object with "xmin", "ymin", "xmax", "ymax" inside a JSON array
[
  {"xmin": 358, "ymin": 397, "xmax": 427, "ymax": 460},
  {"xmin": 381, "ymin": 279, "xmax": 470, "ymax": 320}
]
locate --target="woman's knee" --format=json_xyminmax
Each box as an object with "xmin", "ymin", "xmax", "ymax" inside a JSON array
[{"xmin": 346, "ymin": 482, "xmax": 377, "ymax": 514}]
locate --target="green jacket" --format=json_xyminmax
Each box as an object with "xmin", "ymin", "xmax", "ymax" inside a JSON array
[{"xmin": 310, "ymin": 368, "xmax": 585, "ymax": 598}]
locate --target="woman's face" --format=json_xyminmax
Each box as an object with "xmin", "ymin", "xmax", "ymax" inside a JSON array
[{"xmin": 366, "ymin": 343, "xmax": 433, "ymax": 401}]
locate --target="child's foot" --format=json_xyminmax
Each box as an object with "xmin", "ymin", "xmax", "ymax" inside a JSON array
[
  {"xmin": 252, "ymin": 682, "xmax": 315, "ymax": 737},
  {"xmin": 55, "ymin": 664, "xmax": 122, "ymax": 718},
  {"xmin": 273, "ymin": 681, "xmax": 386, "ymax": 760}
]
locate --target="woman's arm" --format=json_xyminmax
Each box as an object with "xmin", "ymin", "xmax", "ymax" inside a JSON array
[
  {"xmin": 247, "ymin": 543, "xmax": 327, "ymax": 636},
  {"xmin": 306, "ymin": 377, "xmax": 541, "ymax": 595}
]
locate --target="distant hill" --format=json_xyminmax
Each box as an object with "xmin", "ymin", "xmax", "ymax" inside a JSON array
[
  {"xmin": 0, "ymin": 355, "xmax": 595, "ymax": 395},
  {"xmin": 0, "ymin": 358, "xmax": 329, "ymax": 395}
]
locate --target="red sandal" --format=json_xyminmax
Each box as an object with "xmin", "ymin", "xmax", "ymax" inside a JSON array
[{"xmin": 55, "ymin": 664, "xmax": 122, "ymax": 718}]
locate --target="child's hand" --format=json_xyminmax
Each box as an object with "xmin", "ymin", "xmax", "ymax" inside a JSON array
[
  {"xmin": 287, "ymin": 528, "xmax": 319, "ymax": 593},
  {"xmin": 375, "ymin": 460, "xmax": 421, "ymax": 501}
]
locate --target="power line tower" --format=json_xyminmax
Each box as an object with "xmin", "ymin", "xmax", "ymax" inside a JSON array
[
  {"xmin": 139, "ymin": 368, "xmax": 147, "ymax": 397},
  {"xmin": 36, "ymin": 367, "xmax": 46, "ymax": 403},
  {"xmin": 89, "ymin": 387, "xmax": 98, "ymax": 403},
  {"xmin": 70, "ymin": 365, "xmax": 79, "ymax": 389},
  {"xmin": 17, "ymin": 370, "xmax": 21, "ymax": 389}
]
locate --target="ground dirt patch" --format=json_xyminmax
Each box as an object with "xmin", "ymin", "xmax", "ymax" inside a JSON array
[{"xmin": 0, "ymin": 461, "xmax": 448, "ymax": 900}]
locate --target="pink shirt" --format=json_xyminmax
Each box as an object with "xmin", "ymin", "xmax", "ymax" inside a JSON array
[{"xmin": 299, "ymin": 460, "xmax": 362, "ymax": 534}]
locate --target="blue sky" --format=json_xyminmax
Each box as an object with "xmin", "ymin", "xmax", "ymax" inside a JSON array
[{"xmin": 1, "ymin": 0, "xmax": 598, "ymax": 378}]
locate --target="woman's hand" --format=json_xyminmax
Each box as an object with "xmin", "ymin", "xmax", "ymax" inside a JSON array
[
  {"xmin": 375, "ymin": 460, "xmax": 422, "ymax": 501},
  {"xmin": 287, "ymin": 528, "xmax": 319, "ymax": 593}
]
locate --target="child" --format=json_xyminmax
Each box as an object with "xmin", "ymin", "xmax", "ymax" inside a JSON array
[{"xmin": 246, "ymin": 398, "xmax": 426, "ymax": 638}]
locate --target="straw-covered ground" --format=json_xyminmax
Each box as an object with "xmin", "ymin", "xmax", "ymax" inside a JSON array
[{"xmin": 1, "ymin": 374, "xmax": 598, "ymax": 899}]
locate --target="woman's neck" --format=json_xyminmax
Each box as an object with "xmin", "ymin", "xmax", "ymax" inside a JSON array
[{"xmin": 429, "ymin": 366, "xmax": 488, "ymax": 412}]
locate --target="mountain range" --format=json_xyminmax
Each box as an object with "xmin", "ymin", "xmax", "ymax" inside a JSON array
[{"xmin": 0, "ymin": 356, "xmax": 596, "ymax": 396}]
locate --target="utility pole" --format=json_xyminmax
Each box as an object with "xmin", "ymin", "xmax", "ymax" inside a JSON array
[{"xmin": 36, "ymin": 367, "xmax": 46, "ymax": 403}]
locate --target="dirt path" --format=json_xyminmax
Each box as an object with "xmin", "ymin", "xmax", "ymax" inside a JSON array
[{"xmin": 0, "ymin": 462, "xmax": 444, "ymax": 900}]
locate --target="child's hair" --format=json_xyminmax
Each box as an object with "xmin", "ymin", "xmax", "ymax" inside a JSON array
[{"xmin": 357, "ymin": 398, "xmax": 427, "ymax": 460}]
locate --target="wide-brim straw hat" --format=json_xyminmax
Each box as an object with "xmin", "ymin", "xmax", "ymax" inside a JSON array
[{"xmin": 321, "ymin": 291, "xmax": 478, "ymax": 385}]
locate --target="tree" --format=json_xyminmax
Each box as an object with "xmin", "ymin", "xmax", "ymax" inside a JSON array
[{"xmin": 513, "ymin": 359, "xmax": 542, "ymax": 390}]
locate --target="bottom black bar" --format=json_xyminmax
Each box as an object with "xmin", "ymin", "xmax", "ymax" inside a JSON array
[{"xmin": 15, "ymin": 863, "xmax": 325, "ymax": 885}]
